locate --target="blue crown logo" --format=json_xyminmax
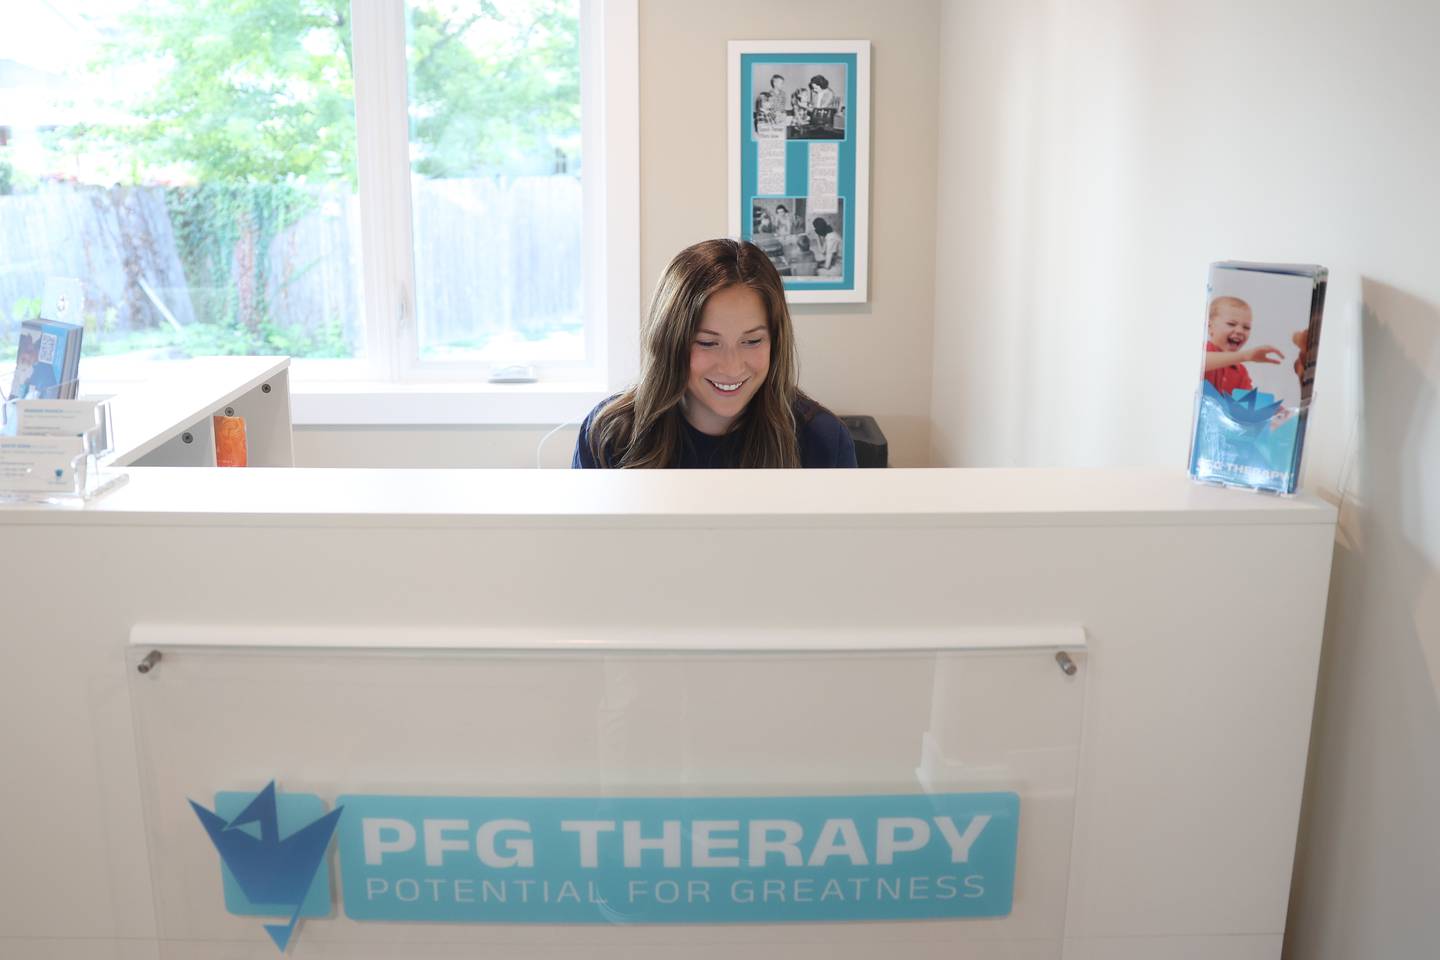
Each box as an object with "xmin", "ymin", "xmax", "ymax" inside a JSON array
[
  {"xmin": 190, "ymin": 782, "xmax": 344, "ymax": 952},
  {"xmin": 1201, "ymin": 381, "xmax": 1286, "ymax": 425}
]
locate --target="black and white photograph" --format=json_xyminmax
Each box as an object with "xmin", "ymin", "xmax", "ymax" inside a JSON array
[
  {"xmin": 750, "ymin": 197, "xmax": 844, "ymax": 279},
  {"xmin": 750, "ymin": 62, "xmax": 847, "ymax": 141}
]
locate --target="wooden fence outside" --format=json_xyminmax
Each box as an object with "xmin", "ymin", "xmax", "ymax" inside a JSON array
[{"xmin": 0, "ymin": 176, "xmax": 583, "ymax": 357}]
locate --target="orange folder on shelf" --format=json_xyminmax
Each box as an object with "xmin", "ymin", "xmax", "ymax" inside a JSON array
[{"xmin": 213, "ymin": 415, "xmax": 248, "ymax": 467}]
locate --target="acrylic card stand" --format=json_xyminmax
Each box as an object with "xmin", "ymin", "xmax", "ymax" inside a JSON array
[{"xmin": 0, "ymin": 390, "xmax": 128, "ymax": 502}]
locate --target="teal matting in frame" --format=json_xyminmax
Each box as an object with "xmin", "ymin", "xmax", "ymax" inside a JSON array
[{"xmin": 729, "ymin": 40, "xmax": 870, "ymax": 303}]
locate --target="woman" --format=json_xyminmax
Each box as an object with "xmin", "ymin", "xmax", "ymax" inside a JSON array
[
  {"xmin": 573, "ymin": 239, "xmax": 856, "ymax": 468},
  {"xmin": 812, "ymin": 217, "xmax": 842, "ymax": 276},
  {"xmin": 808, "ymin": 75, "xmax": 836, "ymax": 110}
]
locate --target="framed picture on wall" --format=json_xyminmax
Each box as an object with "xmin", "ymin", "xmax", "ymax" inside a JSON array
[{"xmin": 728, "ymin": 40, "xmax": 870, "ymax": 304}]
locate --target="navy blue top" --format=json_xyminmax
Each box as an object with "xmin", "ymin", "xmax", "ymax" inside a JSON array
[{"xmin": 572, "ymin": 396, "xmax": 857, "ymax": 469}]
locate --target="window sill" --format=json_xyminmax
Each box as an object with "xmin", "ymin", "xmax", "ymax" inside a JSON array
[{"xmin": 291, "ymin": 380, "xmax": 608, "ymax": 427}]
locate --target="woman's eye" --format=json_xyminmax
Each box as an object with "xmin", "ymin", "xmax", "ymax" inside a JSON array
[
  {"xmin": 696, "ymin": 340, "xmax": 718, "ymax": 348},
  {"xmin": 743, "ymin": 338, "xmax": 765, "ymax": 346}
]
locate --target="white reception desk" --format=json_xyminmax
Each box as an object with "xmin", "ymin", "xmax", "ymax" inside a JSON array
[{"xmin": 0, "ymin": 467, "xmax": 1336, "ymax": 960}]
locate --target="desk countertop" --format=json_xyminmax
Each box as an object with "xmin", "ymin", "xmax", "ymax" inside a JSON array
[{"xmin": 0, "ymin": 466, "xmax": 1339, "ymax": 530}]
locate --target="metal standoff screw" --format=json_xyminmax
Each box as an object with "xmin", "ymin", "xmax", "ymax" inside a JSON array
[
  {"xmin": 1055, "ymin": 651, "xmax": 1078, "ymax": 676},
  {"xmin": 137, "ymin": 650, "xmax": 163, "ymax": 675},
  {"xmin": 224, "ymin": 406, "xmax": 236, "ymax": 416},
  {"xmin": 181, "ymin": 432, "xmax": 194, "ymax": 444},
  {"xmin": 261, "ymin": 383, "xmax": 272, "ymax": 394}
]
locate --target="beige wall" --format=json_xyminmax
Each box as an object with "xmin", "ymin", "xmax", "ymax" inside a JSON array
[
  {"xmin": 640, "ymin": 0, "xmax": 940, "ymax": 466},
  {"xmin": 930, "ymin": 1, "xmax": 1440, "ymax": 955}
]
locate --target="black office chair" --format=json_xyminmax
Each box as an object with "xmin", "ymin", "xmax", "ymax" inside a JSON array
[{"xmin": 840, "ymin": 415, "xmax": 887, "ymax": 468}]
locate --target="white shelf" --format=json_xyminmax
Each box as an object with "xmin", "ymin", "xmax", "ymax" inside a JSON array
[{"xmin": 86, "ymin": 356, "xmax": 294, "ymax": 468}]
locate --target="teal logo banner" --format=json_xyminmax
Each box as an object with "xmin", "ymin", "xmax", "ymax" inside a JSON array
[{"xmin": 335, "ymin": 792, "xmax": 1019, "ymax": 923}]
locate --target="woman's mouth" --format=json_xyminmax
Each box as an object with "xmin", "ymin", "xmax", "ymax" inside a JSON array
[{"xmin": 707, "ymin": 378, "xmax": 747, "ymax": 395}]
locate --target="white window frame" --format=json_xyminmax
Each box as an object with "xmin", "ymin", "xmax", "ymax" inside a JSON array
[{"xmin": 284, "ymin": 0, "xmax": 638, "ymax": 425}]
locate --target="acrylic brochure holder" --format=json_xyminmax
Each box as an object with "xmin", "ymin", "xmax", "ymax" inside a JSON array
[
  {"xmin": 1189, "ymin": 260, "xmax": 1327, "ymax": 496},
  {"xmin": 126, "ymin": 627, "xmax": 1087, "ymax": 959},
  {"xmin": 0, "ymin": 392, "xmax": 127, "ymax": 502}
]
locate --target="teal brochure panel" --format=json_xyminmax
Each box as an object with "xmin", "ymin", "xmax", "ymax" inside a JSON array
[
  {"xmin": 739, "ymin": 52, "xmax": 859, "ymax": 294},
  {"xmin": 128, "ymin": 640, "xmax": 1085, "ymax": 958}
]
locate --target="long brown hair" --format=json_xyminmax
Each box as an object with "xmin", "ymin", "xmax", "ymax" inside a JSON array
[{"xmin": 587, "ymin": 238, "xmax": 802, "ymax": 467}]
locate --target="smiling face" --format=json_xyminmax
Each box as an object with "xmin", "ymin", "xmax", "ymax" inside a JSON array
[
  {"xmin": 1209, "ymin": 300, "xmax": 1253, "ymax": 352},
  {"xmin": 683, "ymin": 284, "xmax": 771, "ymax": 436}
]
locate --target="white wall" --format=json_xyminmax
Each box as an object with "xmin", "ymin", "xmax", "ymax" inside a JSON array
[
  {"xmin": 930, "ymin": 1, "xmax": 1440, "ymax": 956},
  {"xmin": 294, "ymin": 424, "xmax": 579, "ymax": 468}
]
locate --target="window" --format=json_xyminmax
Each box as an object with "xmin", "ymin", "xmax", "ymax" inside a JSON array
[
  {"xmin": 0, "ymin": 2, "xmax": 366, "ymax": 367},
  {"xmin": 0, "ymin": 0, "xmax": 637, "ymax": 423}
]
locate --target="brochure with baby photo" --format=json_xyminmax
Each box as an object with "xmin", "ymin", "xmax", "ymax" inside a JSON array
[{"xmin": 1188, "ymin": 261, "xmax": 1328, "ymax": 494}]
